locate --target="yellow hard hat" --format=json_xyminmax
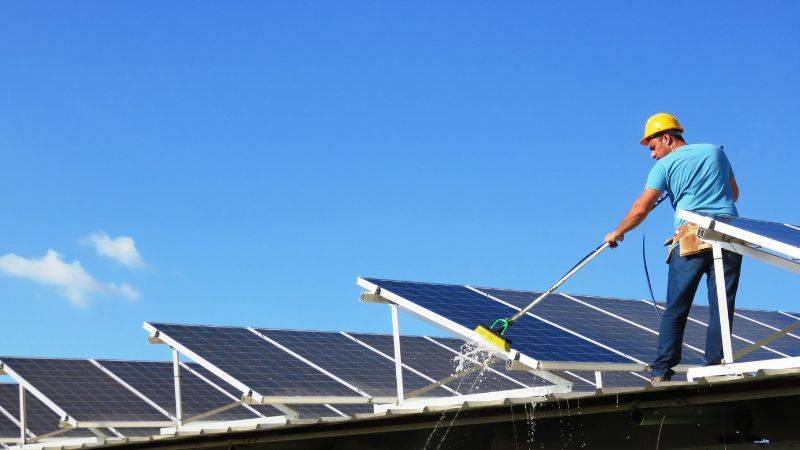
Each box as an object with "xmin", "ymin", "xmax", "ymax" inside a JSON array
[{"xmin": 640, "ymin": 113, "xmax": 684, "ymax": 145}]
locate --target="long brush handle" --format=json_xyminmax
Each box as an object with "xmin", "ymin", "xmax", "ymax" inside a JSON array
[{"xmin": 509, "ymin": 242, "xmax": 610, "ymax": 322}]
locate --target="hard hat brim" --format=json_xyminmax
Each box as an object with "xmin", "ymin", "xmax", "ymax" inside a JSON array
[{"xmin": 639, "ymin": 126, "xmax": 684, "ymax": 146}]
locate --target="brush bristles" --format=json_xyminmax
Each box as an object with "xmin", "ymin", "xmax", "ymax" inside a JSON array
[{"xmin": 474, "ymin": 325, "xmax": 511, "ymax": 352}]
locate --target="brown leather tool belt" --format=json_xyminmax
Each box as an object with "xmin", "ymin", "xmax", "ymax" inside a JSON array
[{"xmin": 666, "ymin": 223, "xmax": 712, "ymax": 258}]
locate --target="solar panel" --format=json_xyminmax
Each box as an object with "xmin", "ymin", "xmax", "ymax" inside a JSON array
[
  {"xmin": 96, "ymin": 360, "xmax": 268, "ymax": 421},
  {"xmin": 361, "ymin": 279, "xmax": 631, "ymax": 364},
  {"xmin": 147, "ymin": 323, "xmax": 362, "ymax": 398},
  {"xmin": 347, "ymin": 332, "xmax": 542, "ymax": 394},
  {"xmin": 479, "ymin": 288, "xmax": 704, "ymax": 366},
  {"xmin": 182, "ymin": 363, "xmax": 343, "ymax": 419},
  {"xmin": 0, "ymin": 358, "xmax": 171, "ymax": 423},
  {"xmin": 727, "ymin": 312, "xmax": 800, "ymax": 357},
  {"xmin": 252, "ymin": 328, "xmax": 452, "ymax": 397},
  {"xmin": 715, "ymin": 216, "xmax": 800, "ymax": 250},
  {"xmin": 559, "ymin": 294, "xmax": 711, "ymax": 360},
  {"xmin": 0, "ymin": 384, "xmax": 94, "ymax": 439},
  {"xmin": 678, "ymin": 305, "xmax": 791, "ymax": 360}
]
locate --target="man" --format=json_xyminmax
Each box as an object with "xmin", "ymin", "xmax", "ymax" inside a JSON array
[{"xmin": 604, "ymin": 113, "xmax": 742, "ymax": 382}]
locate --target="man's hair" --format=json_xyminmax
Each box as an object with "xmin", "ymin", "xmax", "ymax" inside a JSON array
[{"xmin": 656, "ymin": 129, "xmax": 685, "ymax": 141}]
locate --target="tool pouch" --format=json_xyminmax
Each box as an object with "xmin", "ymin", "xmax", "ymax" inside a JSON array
[
  {"xmin": 676, "ymin": 224, "xmax": 711, "ymax": 256},
  {"xmin": 664, "ymin": 223, "xmax": 711, "ymax": 263}
]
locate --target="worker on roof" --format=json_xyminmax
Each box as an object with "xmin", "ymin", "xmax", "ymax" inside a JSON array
[{"xmin": 603, "ymin": 113, "xmax": 742, "ymax": 382}]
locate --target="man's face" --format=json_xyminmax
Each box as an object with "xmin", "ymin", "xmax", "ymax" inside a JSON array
[{"xmin": 647, "ymin": 134, "xmax": 671, "ymax": 160}]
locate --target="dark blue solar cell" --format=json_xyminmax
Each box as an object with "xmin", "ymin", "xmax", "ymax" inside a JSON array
[
  {"xmin": 479, "ymin": 288, "xmax": 705, "ymax": 366},
  {"xmin": 713, "ymin": 216, "xmax": 800, "ymax": 249},
  {"xmin": 0, "ymin": 358, "xmax": 171, "ymax": 423},
  {"xmin": 149, "ymin": 323, "xmax": 357, "ymax": 398},
  {"xmin": 364, "ymin": 279, "xmax": 630, "ymax": 364},
  {"xmin": 97, "ymin": 360, "xmax": 263, "ymax": 421},
  {"xmin": 254, "ymin": 329, "xmax": 450, "ymax": 398},
  {"xmin": 348, "ymin": 333, "xmax": 538, "ymax": 395}
]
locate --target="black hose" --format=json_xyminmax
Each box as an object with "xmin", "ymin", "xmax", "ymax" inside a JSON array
[
  {"xmin": 642, "ymin": 192, "xmax": 706, "ymax": 362},
  {"xmin": 643, "ymin": 192, "xmax": 669, "ymax": 318}
]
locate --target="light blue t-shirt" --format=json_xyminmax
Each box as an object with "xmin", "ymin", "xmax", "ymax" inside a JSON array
[{"xmin": 645, "ymin": 143, "xmax": 738, "ymax": 227}]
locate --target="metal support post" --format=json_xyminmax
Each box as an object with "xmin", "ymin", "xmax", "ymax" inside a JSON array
[
  {"xmin": 594, "ymin": 371, "xmax": 603, "ymax": 389},
  {"xmin": 712, "ymin": 243, "xmax": 734, "ymax": 364},
  {"xmin": 172, "ymin": 347, "xmax": 183, "ymax": 425},
  {"xmin": 390, "ymin": 305, "xmax": 404, "ymax": 404},
  {"xmin": 19, "ymin": 385, "xmax": 27, "ymax": 445}
]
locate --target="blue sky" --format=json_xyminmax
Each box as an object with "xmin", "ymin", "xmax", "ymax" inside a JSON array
[{"xmin": 1, "ymin": 2, "xmax": 799, "ymax": 362}]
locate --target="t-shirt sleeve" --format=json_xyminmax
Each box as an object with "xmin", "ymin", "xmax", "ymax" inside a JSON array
[
  {"xmin": 727, "ymin": 158, "xmax": 735, "ymax": 178},
  {"xmin": 719, "ymin": 147, "xmax": 735, "ymax": 178},
  {"xmin": 645, "ymin": 162, "xmax": 667, "ymax": 191}
]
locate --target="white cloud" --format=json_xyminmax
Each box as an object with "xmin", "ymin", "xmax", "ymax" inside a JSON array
[
  {"xmin": 82, "ymin": 232, "xmax": 144, "ymax": 268},
  {"xmin": 0, "ymin": 250, "xmax": 140, "ymax": 307}
]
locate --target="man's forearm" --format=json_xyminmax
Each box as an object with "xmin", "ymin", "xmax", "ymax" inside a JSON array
[
  {"xmin": 605, "ymin": 189, "xmax": 662, "ymax": 247},
  {"xmin": 614, "ymin": 205, "xmax": 649, "ymax": 234}
]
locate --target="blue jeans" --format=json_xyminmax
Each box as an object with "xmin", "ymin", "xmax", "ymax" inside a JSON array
[{"xmin": 650, "ymin": 246, "xmax": 743, "ymax": 378}]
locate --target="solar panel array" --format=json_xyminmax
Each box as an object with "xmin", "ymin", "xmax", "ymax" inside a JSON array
[
  {"xmin": 0, "ymin": 358, "xmax": 172, "ymax": 423},
  {"xmin": 7, "ymin": 289, "xmax": 800, "ymax": 443},
  {"xmin": 3, "ymin": 213, "xmax": 799, "ymax": 444},
  {"xmin": 148, "ymin": 323, "xmax": 361, "ymax": 398},
  {"xmin": 362, "ymin": 277, "xmax": 800, "ymax": 384},
  {"xmin": 4, "ymin": 322, "xmax": 554, "ymax": 443},
  {"xmin": 148, "ymin": 323, "xmax": 553, "ymax": 403}
]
